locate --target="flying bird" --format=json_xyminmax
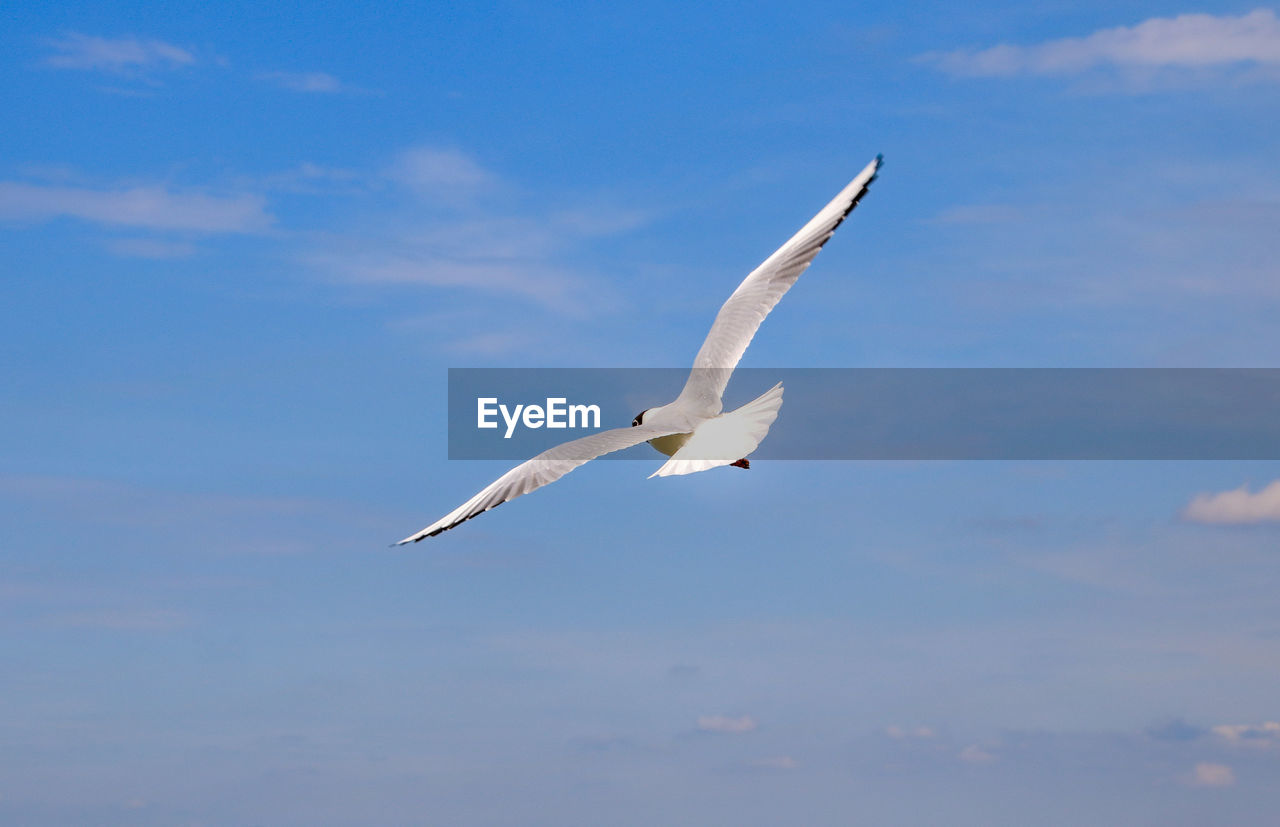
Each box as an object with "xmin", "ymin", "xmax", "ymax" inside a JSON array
[{"xmin": 396, "ymin": 155, "xmax": 882, "ymax": 543}]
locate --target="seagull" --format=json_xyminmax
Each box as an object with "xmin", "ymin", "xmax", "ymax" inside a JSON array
[{"xmin": 396, "ymin": 155, "xmax": 882, "ymax": 543}]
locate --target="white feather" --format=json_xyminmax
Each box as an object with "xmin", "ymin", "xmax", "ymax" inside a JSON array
[{"xmin": 650, "ymin": 383, "xmax": 784, "ymax": 477}]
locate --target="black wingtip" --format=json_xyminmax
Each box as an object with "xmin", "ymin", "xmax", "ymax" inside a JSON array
[{"xmin": 868, "ymin": 155, "xmax": 884, "ymax": 187}]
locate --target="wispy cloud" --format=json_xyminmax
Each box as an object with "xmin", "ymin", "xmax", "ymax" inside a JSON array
[
  {"xmin": 928, "ymin": 9, "xmax": 1280, "ymax": 79},
  {"xmin": 390, "ymin": 146, "xmax": 498, "ymax": 203},
  {"xmin": 0, "ymin": 144, "xmax": 642, "ymax": 323},
  {"xmin": 0, "ymin": 181, "xmax": 271, "ymax": 234},
  {"xmin": 253, "ymin": 162, "xmax": 369, "ymax": 196},
  {"xmin": 311, "ymin": 144, "xmax": 644, "ymax": 316},
  {"xmin": 259, "ymin": 71, "xmax": 373, "ymax": 95},
  {"xmin": 42, "ymin": 32, "xmax": 195, "ymax": 75},
  {"xmin": 314, "ymin": 252, "xmax": 586, "ymax": 310},
  {"xmin": 1183, "ymin": 480, "xmax": 1280, "ymax": 524},
  {"xmin": 696, "ymin": 714, "xmax": 757, "ymax": 734},
  {"xmin": 1212, "ymin": 721, "xmax": 1280, "ymax": 747},
  {"xmin": 1187, "ymin": 761, "xmax": 1236, "ymax": 787}
]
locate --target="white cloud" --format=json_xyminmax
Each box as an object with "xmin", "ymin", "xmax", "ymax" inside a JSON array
[
  {"xmin": 696, "ymin": 714, "xmax": 757, "ymax": 734},
  {"xmin": 303, "ymin": 145, "xmax": 648, "ymax": 319},
  {"xmin": 1183, "ymin": 480, "xmax": 1280, "ymax": 524},
  {"xmin": 253, "ymin": 162, "xmax": 368, "ymax": 196},
  {"xmin": 1187, "ymin": 761, "xmax": 1236, "ymax": 787},
  {"xmin": 0, "ymin": 181, "xmax": 271, "ymax": 234},
  {"xmin": 260, "ymin": 71, "xmax": 370, "ymax": 94},
  {"xmin": 1212, "ymin": 721, "xmax": 1280, "ymax": 747},
  {"xmin": 959, "ymin": 744, "xmax": 996, "ymax": 764},
  {"xmin": 311, "ymin": 146, "xmax": 646, "ymax": 314},
  {"xmin": 43, "ymin": 32, "xmax": 195, "ymax": 74},
  {"xmin": 391, "ymin": 146, "xmax": 497, "ymax": 202},
  {"xmin": 931, "ymin": 9, "xmax": 1280, "ymax": 78}
]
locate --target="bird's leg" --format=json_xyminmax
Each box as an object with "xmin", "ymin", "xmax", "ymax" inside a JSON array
[{"xmin": 730, "ymin": 458, "xmax": 750, "ymax": 469}]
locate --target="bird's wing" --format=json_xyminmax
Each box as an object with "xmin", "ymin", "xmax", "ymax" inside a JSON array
[
  {"xmin": 395, "ymin": 423, "xmax": 685, "ymax": 543},
  {"xmin": 674, "ymin": 155, "xmax": 882, "ymax": 416}
]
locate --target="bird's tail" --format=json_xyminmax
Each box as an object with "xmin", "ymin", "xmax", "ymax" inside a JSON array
[{"xmin": 649, "ymin": 383, "xmax": 783, "ymax": 478}]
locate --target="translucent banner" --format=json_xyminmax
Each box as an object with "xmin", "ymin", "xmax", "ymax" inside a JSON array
[{"xmin": 446, "ymin": 368, "xmax": 1280, "ymax": 460}]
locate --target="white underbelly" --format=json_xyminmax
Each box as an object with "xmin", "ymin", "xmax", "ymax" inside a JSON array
[{"xmin": 648, "ymin": 432, "xmax": 693, "ymax": 457}]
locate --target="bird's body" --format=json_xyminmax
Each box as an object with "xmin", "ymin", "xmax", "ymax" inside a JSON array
[
  {"xmin": 647, "ymin": 430, "xmax": 692, "ymax": 458},
  {"xmin": 396, "ymin": 155, "xmax": 882, "ymax": 543}
]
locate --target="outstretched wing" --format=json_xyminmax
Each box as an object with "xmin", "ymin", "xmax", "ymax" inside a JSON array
[
  {"xmin": 674, "ymin": 155, "xmax": 882, "ymax": 417},
  {"xmin": 395, "ymin": 423, "xmax": 684, "ymax": 543}
]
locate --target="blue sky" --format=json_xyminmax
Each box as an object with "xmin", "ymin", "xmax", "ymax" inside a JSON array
[{"xmin": 3, "ymin": 2, "xmax": 1280, "ymax": 824}]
